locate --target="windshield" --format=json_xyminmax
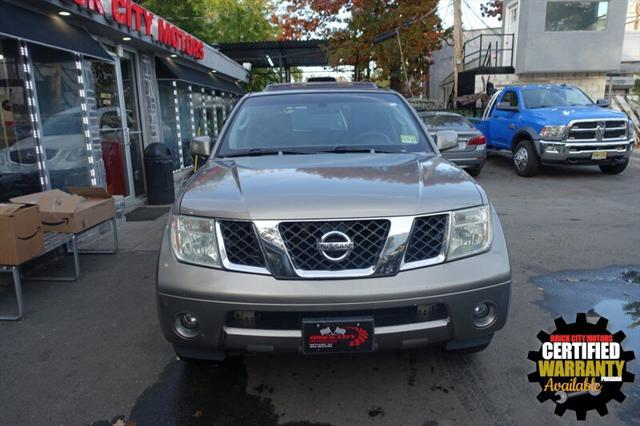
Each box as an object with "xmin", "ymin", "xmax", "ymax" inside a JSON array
[
  {"xmin": 522, "ymin": 87, "xmax": 594, "ymax": 109},
  {"xmin": 216, "ymin": 92, "xmax": 432, "ymax": 157},
  {"xmin": 421, "ymin": 114, "xmax": 475, "ymax": 131}
]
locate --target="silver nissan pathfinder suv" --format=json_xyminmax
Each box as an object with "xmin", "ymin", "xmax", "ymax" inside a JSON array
[{"xmin": 157, "ymin": 82, "xmax": 511, "ymax": 361}]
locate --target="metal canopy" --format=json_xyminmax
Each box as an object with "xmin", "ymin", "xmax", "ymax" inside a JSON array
[
  {"xmin": 0, "ymin": 2, "xmax": 112, "ymax": 62},
  {"xmin": 156, "ymin": 58, "xmax": 244, "ymax": 95},
  {"xmin": 218, "ymin": 40, "xmax": 329, "ymax": 68}
]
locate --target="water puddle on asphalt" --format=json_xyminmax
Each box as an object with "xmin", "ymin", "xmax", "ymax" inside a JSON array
[
  {"xmin": 533, "ymin": 266, "xmax": 639, "ymax": 354},
  {"xmin": 533, "ymin": 266, "xmax": 640, "ymax": 422},
  {"xmin": 90, "ymin": 357, "xmax": 329, "ymax": 426}
]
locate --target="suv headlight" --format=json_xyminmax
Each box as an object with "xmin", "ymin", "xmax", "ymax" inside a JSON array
[
  {"xmin": 447, "ymin": 206, "xmax": 492, "ymax": 261},
  {"xmin": 171, "ymin": 215, "xmax": 221, "ymax": 267},
  {"xmin": 539, "ymin": 125, "xmax": 566, "ymax": 141}
]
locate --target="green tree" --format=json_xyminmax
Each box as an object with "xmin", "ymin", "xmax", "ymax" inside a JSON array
[
  {"xmin": 140, "ymin": 0, "xmax": 281, "ymax": 90},
  {"xmin": 141, "ymin": 0, "xmax": 279, "ymax": 42}
]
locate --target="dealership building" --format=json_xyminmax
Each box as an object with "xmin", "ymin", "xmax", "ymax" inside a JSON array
[{"xmin": 0, "ymin": 0, "xmax": 248, "ymax": 208}]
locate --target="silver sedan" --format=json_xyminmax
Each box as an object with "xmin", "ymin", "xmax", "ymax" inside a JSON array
[{"xmin": 420, "ymin": 112, "xmax": 487, "ymax": 176}]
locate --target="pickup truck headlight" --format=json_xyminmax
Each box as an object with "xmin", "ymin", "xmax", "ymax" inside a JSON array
[
  {"xmin": 447, "ymin": 206, "xmax": 492, "ymax": 260},
  {"xmin": 171, "ymin": 215, "xmax": 221, "ymax": 267},
  {"xmin": 539, "ymin": 125, "xmax": 566, "ymax": 141}
]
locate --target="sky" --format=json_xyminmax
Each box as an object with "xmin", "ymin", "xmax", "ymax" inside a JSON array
[{"xmin": 438, "ymin": 0, "xmax": 502, "ymax": 30}]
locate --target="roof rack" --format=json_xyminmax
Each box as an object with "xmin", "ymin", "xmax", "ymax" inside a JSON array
[{"xmin": 263, "ymin": 81, "xmax": 379, "ymax": 92}]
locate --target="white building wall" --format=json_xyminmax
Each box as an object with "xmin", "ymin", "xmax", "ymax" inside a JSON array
[{"xmin": 622, "ymin": 0, "xmax": 640, "ymax": 70}]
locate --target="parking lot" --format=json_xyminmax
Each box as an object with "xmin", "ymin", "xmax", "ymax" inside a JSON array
[{"xmin": 1, "ymin": 152, "xmax": 639, "ymax": 426}]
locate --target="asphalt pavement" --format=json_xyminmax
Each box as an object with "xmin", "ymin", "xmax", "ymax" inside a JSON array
[{"xmin": 0, "ymin": 152, "xmax": 639, "ymax": 426}]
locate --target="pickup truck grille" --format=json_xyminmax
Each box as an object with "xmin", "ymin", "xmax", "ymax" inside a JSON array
[
  {"xmin": 404, "ymin": 214, "xmax": 448, "ymax": 263},
  {"xmin": 567, "ymin": 120, "xmax": 627, "ymax": 142},
  {"xmin": 279, "ymin": 220, "xmax": 390, "ymax": 271},
  {"xmin": 219, "ymin": 221, "xmax": 266, "ymax": 267}
]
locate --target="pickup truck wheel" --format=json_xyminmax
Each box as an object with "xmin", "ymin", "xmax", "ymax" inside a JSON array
[
  {"xmin": 466, "ymin": 166, "xmax": 482, "ymax": 177},
  {"xmin": 513, "ymin": 140, "xmax": 539, "ymax": 177},
  {"xmin": 599, "ymin": 161, "xmax": 628, "ymax": 175}
]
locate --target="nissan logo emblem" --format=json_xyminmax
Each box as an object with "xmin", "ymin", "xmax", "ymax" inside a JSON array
[{"xmin": 317, "ymin": 231, "xmax": 355, "ymax": 262}]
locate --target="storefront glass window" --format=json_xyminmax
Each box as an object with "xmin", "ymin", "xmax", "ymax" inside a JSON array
[
  {"xmin": 205, "ymin": 92, "xmax": 214, "ymax": 138},
  {"xmin": 119, "ymin": 54, "xmax": 146, "ymax": 196},
  {"xmin": 90, "ymin": 60, "xmax": 131, "ymax": 197},
  {"xmin": 193, "ymin": 89, "xmax": 206, "ymax": 138},
  {"xmin": 158, "ymin": 80, "xmax": 180, "ymax": 170},
  {"xmin": 178, "ymin": 83, "xmax": 193, "ymax": 168},
  {"xmin": 0, "ymin": 38, "xmax": 40, "ymax": 201},
  {"xmin": 211, "ymin": 92, "xmax": 219, "ymax": 137},
  {"xmin": 216, "ymin": 93, "xmax": 225, "ymax": 131},
  {"xmin": 30, "ymin": 44, "xmax": 91, "ymax": 190}
]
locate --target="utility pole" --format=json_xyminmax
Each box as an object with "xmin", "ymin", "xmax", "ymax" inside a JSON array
[{"xmin": 453, "ymin": 0, "xmax": 462, "ymax": 108}]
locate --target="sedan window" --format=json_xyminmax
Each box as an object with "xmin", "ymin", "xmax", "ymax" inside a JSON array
[{"xmin": 421, "ymin": 115, "xmax": 475, "ymax": 131}]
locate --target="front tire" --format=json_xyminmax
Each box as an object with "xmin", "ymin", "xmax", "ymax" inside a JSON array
[
  {"xmin": 513, "ymin": 140, "xmax": 539, "ymax": 177},
  {"xmin": 599, "ymin": 161, "xmax": 628, "ymax": 175}
]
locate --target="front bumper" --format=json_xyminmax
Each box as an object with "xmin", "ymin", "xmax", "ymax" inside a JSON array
[
  {"xmin": 157, "ymin": 211, "xmax": 511, "ymax": 357},
  {"xmin": 537, "ymin": 139, "xmax": 634, "ymax": 164}
]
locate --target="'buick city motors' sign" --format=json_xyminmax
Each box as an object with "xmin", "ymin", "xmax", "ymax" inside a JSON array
[{"xmin": 65, "ymin": 0, "xmax": 205, "ymax": 60}]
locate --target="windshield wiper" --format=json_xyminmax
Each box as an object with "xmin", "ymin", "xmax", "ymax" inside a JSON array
[
  {"xmin": 317, "ymin": 146, "xmax": 400, "ymax": 154},
  {"xmin": 221, "ymin": 148, "xmax": 313, "ymax": 158}
]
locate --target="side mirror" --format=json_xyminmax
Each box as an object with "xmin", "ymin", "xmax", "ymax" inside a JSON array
[
  {"xmin": 190, "ymin": 136, "xmax": 212, "ymax": 158},
  {"xmin": 436, "ymin": 131, "xmax": 458, "ymax": 151},
  {"xmin": 496, "ymin": 101, "xmax": 518, "ymax": 112},
  {"xmin": 596, "ymin": 99, "xmax": 609, "ymax": 108}
]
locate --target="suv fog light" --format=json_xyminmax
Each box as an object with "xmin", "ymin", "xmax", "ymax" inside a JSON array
[
  {"xmin": 175, "ymin": 313, "xmax": 200, "ymax": 339},
  {"xmin": 544, "ymin": 144, "xmax": 561, "ymax": 154},
  {"xmin": 472, "ymin": 302, "xmax": 497, "ymax": 328},
  {"xmin": 181, "ymin": 313, "xmax": 199, "ymax": 329}
]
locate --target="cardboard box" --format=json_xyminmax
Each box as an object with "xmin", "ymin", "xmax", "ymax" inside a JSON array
[
  {"xmin": 0, "ymin": 203, "xmax": 45, "ymax": 266},
  {"xmin": 11, "ymin": 187, "xmax": 115, "ymax": 233}
]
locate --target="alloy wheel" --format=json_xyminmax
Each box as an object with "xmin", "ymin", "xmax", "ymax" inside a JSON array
[{"xmin": 513, "ymin": 147, "xmax": 528, "ymax": 171}]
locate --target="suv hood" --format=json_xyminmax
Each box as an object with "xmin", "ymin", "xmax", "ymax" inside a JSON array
[
  {"xmin": 179, "ymin": 153, "xmax": 485, "ymax": 220},
  {"xmin": 527, "ymin": 106, "xmax": 628, "ymax": 125}
]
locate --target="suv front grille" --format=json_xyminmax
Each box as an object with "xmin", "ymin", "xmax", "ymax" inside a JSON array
[
  {"xmin": 404, "ymin": 214, "xmax": 448, "ymax": 263},
  {"xmin": 567, "ymin": 120, "xmax": 627, "ymax": 142},
  {"xmin": 219, "ymin": 221, "xmax": 265, "ymax": 267},
  {"xmin": 279, "ymin": 220, "xmax": 390, "ymax": 271}
]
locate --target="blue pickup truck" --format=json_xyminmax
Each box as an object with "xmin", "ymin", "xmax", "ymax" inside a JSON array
[{"xmin": 473, "ymin": 84, "xmax": 634, "ymax": 176}]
